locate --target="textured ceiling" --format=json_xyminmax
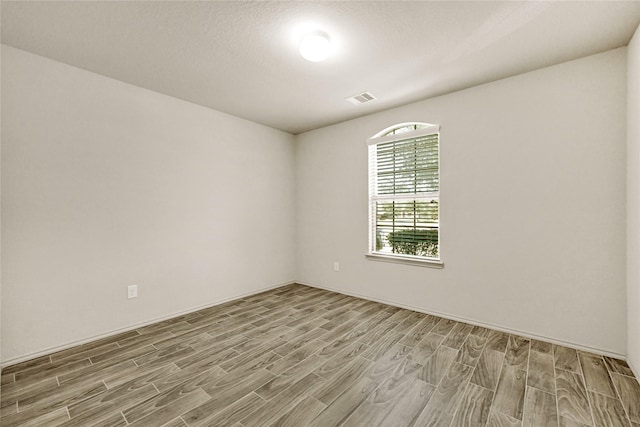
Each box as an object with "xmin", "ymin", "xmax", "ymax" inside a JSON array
[{"xmin": 2, "ymin": 1, "xmax": 639, "ymax": 134}]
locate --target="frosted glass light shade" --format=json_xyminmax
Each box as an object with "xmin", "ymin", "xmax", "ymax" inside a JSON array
[{"xmin": 299, "ymin": 33, "xmax": 331, "ymax": 62}]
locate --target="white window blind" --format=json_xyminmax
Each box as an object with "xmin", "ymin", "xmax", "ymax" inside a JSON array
[{"xmin": 368, "ymin": 123, "xmax": 440, "ymax": 261}]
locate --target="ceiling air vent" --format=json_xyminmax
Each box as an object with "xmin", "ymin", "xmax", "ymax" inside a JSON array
[{"xmin": 346, "ymin": 91, "xmax": 376, "ymax": 105}]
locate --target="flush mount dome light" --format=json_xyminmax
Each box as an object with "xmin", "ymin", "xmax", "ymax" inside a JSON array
[{"xmin": 299, "ymin": 32, "xmax": 331, "ymax": 62}]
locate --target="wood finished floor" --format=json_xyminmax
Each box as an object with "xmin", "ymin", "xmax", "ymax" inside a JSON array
[{"xmin": 1, "ymin": 284, "xmax": 640, "ymax": 427}]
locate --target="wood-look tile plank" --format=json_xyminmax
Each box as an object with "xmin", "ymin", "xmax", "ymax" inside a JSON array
[
  {"xmin": 415, "ymin": 345, "xmax": 458, "ymax": 385},
  {"xmin": 471, "ymin": 348, "xmax": 505, "ymax": 391},
  {"xmin": 270, "ymin": 395, "xmax": 326, "ymax": 427},
  {"xmin": 319, "ymin": 319, "xmax": 366, "ymax": 342},
  {"xmin": 531, "ymin": 340, "xmax": 553, "ymax": 355},
  {"xmin": 604, "ymin": 357, "xmax": 635, "ymax": 377},
  {"xmin": 160, "ymin": 417, "xmax": 188, "ymax": 427},
  {"xmin": 313, "ymin": 341, "xmax": 369, "ymax": 379},
  {"xmin": 455, "ymin": 334, "xmax": 487, "ymax": 367},
  {"xmin": 2, "ymin": 407, "xmax": 69, "ymax": 427},
  {"xmin": 251, "ymin": 308, "xmax": 297, "ymax": 328},
  {"xmin": 413, "ymin": 362, "xmax": 474, "ymax": 426},
  {"xmin": 309, "ymin": 376, "xmax": 379, "ymax": 427},
  {"xmin": 528, "ymin": 350, "xmax": 555, "ymax": 393},
  {"xmin": 433, "ymin": 318, "xmax": 458, "ymax": 336},
  {"xmin": 493, "ymin": 365, "xmax": 527, "ymax": 420},
  {"xmin": 185, "ymin": 369, "xmax": 275, "ymax": 423},
  {"xmin": 133, "ymin": 342, "xmax": 196, "ymax": 369},
  {"xmin": 241, "ymin": 323, "xmax": 291, "ymax": 343},
  {"xmin": 126, "ymin": 388, "xmax": 210, "ymax": 427},
  {"xmin": 0, "ymin": 402, "xmax": 17, "ymax": 418},
  {"xmin": 4, "ymin": 390, "xmax": 89, "ymax": 427},
  {"xmin": 267, "ymin": 339, "xmax": 327, "ymax": 376},
  {"xmin": 60, "ymin": 411, "xmax": 128, "ymax": 427},
  {"xmin": 557, "ymin": 413, "xmax": 591, "ymax": 426},
  {"xmin": 58, "ymin": 345, "xmax": 158, "ymax": 385},
  {"xmin": 611, "ymin": 372, "xmax": 640, "ymax": 424},
  {"xmin": 578, "ymin": 352, "xmax": 617, "ymax": 397},
  {"xmin": 319, "ymin": 310, "xmax": 360, "ymax": 330},
  {"xmin": 1, "ymin": 372, "xmax": 15, "ymax": 386},
  {"xmin": 313, "ymin": 356, "xmax": 373, "ymax": 405},
  {"xmin": 197, "ymin": 323, "xmax": 255, "ymax": 347},
  {"xmin": 588, "ymin": 390, "xmax": 630, "ymax": 427},
  {"xmin": 152, "ymin": 365, "xmax": 225, "ymax": 393},
  {"xmin": 554, "ymin": 346, "xmax": 580, "ymax": 373},
  {"xmin": 504, "ymin": 336, "xmax": 530, "ymax": 370},
  {"xmin": 275, "ymin": 327, "xmax": 326, "ymax": 356},
  {"xmin": 123, "ymin": 377, "xmax": 209, "ymax": 425},
  {"xmin": 391, "ymin": 311, "xmax": 425, "ymax": 335},
  {"xmin": 73, "ymin": 367, "xmax": 174, "ymax": 407},
  {"xmin": 450, "ymin": 382, "xmax": 494, "ymax": 427},
  {"xmin": 366, "ymin": 343, "xmax": 412, "ymax": 381},
  {"xmin": 488, "ymin": 411, "xmax": 523, "ymax": 427},
  {"xmin": 186, "ymin": 391, "xmax": 265, "ymax": 427},
  {"xmin": 17, "ymin": 378, "xmax": 107, "ymax": 415},
  {"xmin": 523, "ymin": 387, "xmax": 558, "ymax": 427},
  {"xmin": 66, "ymin": 382, "xmax": 158, "ymax": 426},
  {"xmin": 1, "ymin": 377, "xmax": 58, "ymax": 407},
  {"xmin": 380, "ymin": 378, "xmax": 434, "ymax": 427},
  {"xmin": 62, "ymin": 360, "xmax": 140, "ymax": 392},
  {"xmin": 470, "ymin": 325, "xmax": 492, "ymax": 338},
  {"xmin": 358, "ymin": 321, "xmax": 398, "ymax": 346},
  {"xmin": 340, "ymin": 313, "xmax": 390, "ymax": 342},
  {"xmin": 398, "ymin": 315, "xmax": 438, "ymax": 348},
  {"xmin": 174, "ymin": 346, "xmax": 238, "ymax": 373},
  {"xmin": 341, "ymin": 375, "xmax": 431, "ymax": 427},
  {"xmin": 223, "ymin": 330, "xmax": 284, "ymax": 356},
  {"xmin": 14, "ymin": 357, "xmax": 92, "ymax": 386},
  {"xmin": 49, "ymin": 342, "xmax": 121, "ymax": 365},
  {"xmin": 361, "ymin": 332, "xmax": 404, "ymax": 362},
  {"xmin": 104, "ymin": 361, "xmax": 180, "ymax": 390},
  {"xmin": 406, "ymin": 332, "xmax": 446, "ymax": 363},
  {"xmin": 219, "ymin": 339, "xmax": 286, "ymax": 373},
  {"xmin": 256, "ymin": 354, "xmax": 326, "ymax": 400},
  {"xmin": 242, "ymin": 373, "xmax": 326, "ymax": 427},
  {"xmin": 485, "ymin": 330, "xmax": 509, "ymax": 353},
  {"xmin": 385, "ymin": 308, "xmax": 415, "ymax": 324},
  {"xmin": 442, "ymin": 322, "xmax": 474, "ymax": 350},
  {"xmin": 285, "ymin": 309, "xmax": 329, "ymax": 330},
  {"xmin": 555, "ymin": 368, "xmax": 593, "ymax": 426},
  {"xmin": 1, "ymin": 355, "xmax": 52, "ymax": 376},
  {"xmin": 136, "ymin": 320, "xmax": 193, "ymax": 336},
  {"xmin": 187, "ymin": 332, "xmax": 248, "ymax": 354}
]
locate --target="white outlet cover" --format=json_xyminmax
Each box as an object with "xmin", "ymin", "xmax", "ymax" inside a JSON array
[{"xmin": 128, "ymin": 285, "xmax": 138, "ymax": 299}]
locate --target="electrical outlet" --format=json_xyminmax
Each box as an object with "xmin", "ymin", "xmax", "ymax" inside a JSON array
[
  {"xmin": 333, "ymin": 262, "xmax": 340, "ymax": 272},
  {"xmin": 128, "ymin": 285, "xmax": 138, "ymax": 299}
]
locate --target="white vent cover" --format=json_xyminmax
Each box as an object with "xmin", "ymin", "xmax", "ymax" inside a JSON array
[{"xmin": 346, "ymin": 91, "xmax": 376, "ymax": 105}]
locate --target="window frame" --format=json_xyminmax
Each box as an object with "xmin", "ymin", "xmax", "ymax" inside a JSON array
[{"xmin": 366, "ymin": 122, "xmax": 444, "ymax": 268}]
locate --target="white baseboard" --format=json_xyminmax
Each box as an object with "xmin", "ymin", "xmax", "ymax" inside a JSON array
[
  {"xmin": 1, "ymin": 281, "xmax": 294, "ymax": 368},
  {"xmin": 296, "ymin": 280, "xmax": 627, "ymax": 360}
]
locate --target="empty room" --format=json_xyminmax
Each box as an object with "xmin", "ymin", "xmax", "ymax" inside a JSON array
[{"xmin": 2, "ymin": 1, "xmax": 640, "ymax": 426}]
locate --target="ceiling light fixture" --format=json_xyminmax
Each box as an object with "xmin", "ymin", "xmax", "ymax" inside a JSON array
[{"xmin": 299, "ymin": 31, "xmax": 331, "ymax": 62}]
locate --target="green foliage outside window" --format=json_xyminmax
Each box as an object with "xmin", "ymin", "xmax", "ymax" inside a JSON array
[{"xmin": 387, "ymin": 229, "xmax": 438, "ymax": 257}]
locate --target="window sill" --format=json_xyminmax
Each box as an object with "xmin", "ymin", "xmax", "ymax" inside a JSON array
[{"xmin": 365, "ymin": 253, "xmax": 444, "ymax": 268}]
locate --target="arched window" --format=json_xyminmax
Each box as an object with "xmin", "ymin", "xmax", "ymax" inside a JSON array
[{"xmin": 367, "ymin": 122, "xmax": 441, "ymax": 265}]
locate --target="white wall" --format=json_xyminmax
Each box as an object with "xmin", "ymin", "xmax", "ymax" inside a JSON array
[
  {"xmin": 1, "ymin": 45, "xmax": 296, "ymax": 363},
  {"xmin": 296, "ymin": 48, "xmax": 628, "ymax": 356},
  {"xmin": 628, "ymin": 25, "xmax": 640, "ymax": 375}
]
